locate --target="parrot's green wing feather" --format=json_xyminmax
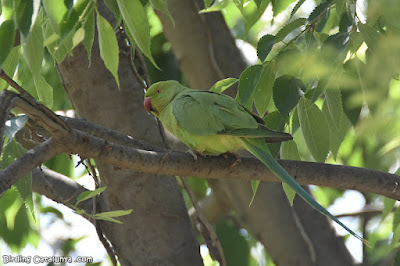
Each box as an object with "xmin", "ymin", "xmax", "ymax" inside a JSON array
[
  {"xmin": 173, "ymin": 91, "xmax": 290, "ymax": 142},
  {"xmin": 221, "ymin": 125, "xmax": 292, "ymax": 142},
  {"xmin": 242, "ymin": 138, "xmax": 370, "ymax": 246},
  {"xmin": 173, "ymin": 91, "xmax": 257, "ymax": 135}
]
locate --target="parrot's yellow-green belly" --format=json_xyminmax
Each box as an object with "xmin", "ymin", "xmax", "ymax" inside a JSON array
[{"xmin": 160, "ymin": 111, "xmax": 244, "ymax": 155}]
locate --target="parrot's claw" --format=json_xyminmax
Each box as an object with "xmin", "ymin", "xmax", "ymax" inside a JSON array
[
  {"xmin": 188, "ymin": 150, "xmax": 206, "ymax": 161},
  {"xmin": 222, "ymin": 152, "xmax": 241, "ymax": 169}
]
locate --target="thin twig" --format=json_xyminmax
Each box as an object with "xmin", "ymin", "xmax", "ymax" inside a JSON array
[{"xmin": 181, "ymin": 177, "xmax": 227, "ymax": 266}]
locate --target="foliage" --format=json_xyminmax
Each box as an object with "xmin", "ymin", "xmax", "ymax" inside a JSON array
[{"xmin": 1, "ymin": 0, "xmax": 400, "ymax": 265}]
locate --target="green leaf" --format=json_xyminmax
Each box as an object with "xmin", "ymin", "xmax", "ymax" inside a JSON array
[
  {"xmin": 249, "ymin": 180, "xmax": 260, "ymax": 207},
  {"xmin": 13, "ymin": 0, "xmax": 33, "ymax": 37},
  {"xmin": 393, "ymin": 207, "xmax": 400, "ymax": 235},
  {"xmin": 280, "ymin": 140, "xmax": 301, "ymax": 205},
  {"xmin": 335, "ymin": 0, "xmax": 346, "ymax": 19},
  {"xmin": 83, "ymin": 9, "xmax": 95, "ymax": 63},
  {"xmin": 92, "ymin": 215, "xmax": 123, "ymax": 224},
  {"xmin": 104, "ymin": 0, "xmax": 121, "ymax": 21},
  {"xmin": 15, "ymin": 173, "xmax": 35, "ymax": 222},
  {"xmin": 281, "ymin": 140, "xmax": 301, "ymax": 160},
  {"xmin": 233, "ymin": 0, "xmax": 244, "ymax": 13},
  {"xmin": 342, "ymin": 58, "xmax": 363, "ymax": 125},
  {"xmin": 76, "ymin": 187, "xmax": 107, "ymax": 205},
  {"xmin": 72, "ymin": 27, "xmax": 85, "ymax": 49},
  {"xmin": 264, "ymin": 111, "xmax": 286, "ymax": 157},
  {"xmin": 0, "ymin": 47, "xmax": 19, "ymax": 91},
  {"xmin": 94, "ymin": 209, "xmax": 133, "ymax": 218},
  {"xmin": 117, "ymin": 0, "xmax": 158, "ymax": 67},
  {"xmin": 203, "ymin": 0, "xmax": 214, "ymax": 8},
  {"xmin": 253, "ymin": 61, "xmax": 275, "ymax": 116},
  {"xmin": 324, "ymin": 88, "xmax": 343, "ymax": 128},
  {"xmin": 22, "ymin": 13, "xmax": 43, "ymax": 77},
  {"xmin": 321, "ymin": 32, "xmax": 350, "ymax": 64},
  {"xmin": 236, "ymin": 65, "xmax": 263, "ymax": 108},
  {"xmin": 298, "ymin": 97, "xmax": 330, "ymax": 162},
  {"xmin": 257, "ymin": 34, "xmax": 275, "ymax": 62},
  {"xmin": 273, "ymin": 75, "xmax": 305, "ymax": 118},
  {"xmin": 209, "ymin": 78, "xmax": 239, "ymax": 93},
  {"xmin": 291, "ymin": 0, "xmax": 306, "ymax": 17},
  {"xmin": 1, "ymin": 0, "xmax": 14, "ymax": 20},
  {"xmin": 0, "ymin": 19, "xmax": 16, "ymax": 69},
  {"xmin": 150, "ymin": 0, "xmax": 174, "ymax": 27},
  {"xmin": 33, "ymin": 75, "xmax": 53, "ymax": 108},
  {"xmin": 307, "ymin": 0, "xmax": 333, "ymax": 23},
  {"xmin": 272, "ymin": 0, "xmax": 297, "ymax": 16},
  {"xmin": 358, "ymin": 22, "xmax": 380, "ymax": 52},
  {"xmin": 96, "ymin": 13, "xmax": 120, "ymax": 87},
  {"xmin": 321, "ymin": 98, "xmax": 350, "ymax": 159},
  {"xmin": 60, "ymin": 0, "xmax": 91, "ymax": 37},
  {"xmin": 1, "ymin": 140, "xmax": 35, "ymax": 221},
  {"xmin": 382, "ymin": 197, "xmax": 395, "ymax": 222},
  {"xmin": 275, "ymin": 18, "xmax": 306, "ymax": 42},
  {"xmin": 44, "ymin": 21, "xmax": 74, "ymax": 63},
  {"xmin": 42, "ymin": 0, "xmax": 68, "ymax": 34}
]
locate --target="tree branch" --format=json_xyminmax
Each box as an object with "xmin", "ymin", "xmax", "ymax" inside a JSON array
[
  {"xmin": 32, "ymin": 167, "xmax": 92, "ymax": 212},
  {"xmin": 0, "ymin": 138, "xmax": 63, "ymax": 196}
]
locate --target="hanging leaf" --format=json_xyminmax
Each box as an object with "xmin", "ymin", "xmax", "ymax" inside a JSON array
[
  {"xmin": 324, "ymin": 88, "xmax": 343, "ymax": 128},
  {"xmin": 76, "ymin": 187, "xmax": 107, "ymax": 205},
  {"xmin": 275, "ymin": 18, "xmax": 306, "ymax": 42},
  {"xmin": 253, "ymin": 61, "xmax": 275, "ymax": 116},
  {"xmin": 150, "ymin": 0, "xmax": 174, "ymax": 27},
  {"xmin": 307, "ymin": 0, "xmax": 333, "ymax": 24},
  {"xmin": 249, "ymin": 180, "xmax": 260, "ymax": 207},
  {"xmin": 273, "ymin": 75, "xmax": 305, "ymax": 118},
  {"xmin": 291, "ymin": 0, "xmax": 306, "ymax": 17},
  {"xmin": 0, "ymin": 19, "xmax": 15, "ymax": 69},
  {"xmin": 358, "ymin": 22, "xmax": 380, "ymax": 52},
  {"xmin": 96, "ymin": 12, "xmax": 120, "ymax": 87},
  {"xmin": 209, "ymin": 78, "xmax": 239, "ymax": 93},
  {"xmin": 236, "ymin": 65, "xmax": 263, "ymax": 108},
  {"xmin": 281, "ymin": 140, "xmax": 301, "ymax": 205},
  {"xmin": 298, "ymin": 97, "xmax": 330, "ymax": 162},
  {"xmin": 83, "ymin": 9, "xmax": 95, "ymax": 63},
  {"xmin": 117, "ymin": 0, "xmax": 158, "ymax": 67},
  {"xmin": 257, "ymin": 34, "xmax": 276, "ymax": 62}
]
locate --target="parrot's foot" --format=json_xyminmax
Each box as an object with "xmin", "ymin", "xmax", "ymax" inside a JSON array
[
  {"xmin": 188, "ymin": 150, "xmax": 206, "ymax": 161},
  {"xmin": 222, "ymin": 152, "xmax": 241, "ymax": 169}
]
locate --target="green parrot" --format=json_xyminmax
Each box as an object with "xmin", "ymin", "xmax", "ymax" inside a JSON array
[{"xmin": 144, "ymin": 80, "xmax": 368, "ymax": 245}]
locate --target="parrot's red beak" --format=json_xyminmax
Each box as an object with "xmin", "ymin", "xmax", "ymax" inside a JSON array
[{"xmin": 144, "ymin": 97, "xmax": 152, "ymax": 113}]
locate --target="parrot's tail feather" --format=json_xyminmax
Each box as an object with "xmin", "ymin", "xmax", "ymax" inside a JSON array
[{"xmin": 242, "ymin": 138, "xmax": 370, "ymax": 247}]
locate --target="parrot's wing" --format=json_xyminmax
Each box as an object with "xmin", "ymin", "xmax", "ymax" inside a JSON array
[
  {"xmin": 222, "ymin": 125, "xmax": 292, "ymax": 142},
  {"xmin": 172, "ymin": 91, "xmax": 258, "ymax": 136},
  {"xmin": 173, "ymin": 91, "xmax": 292, "ymax": 141}
]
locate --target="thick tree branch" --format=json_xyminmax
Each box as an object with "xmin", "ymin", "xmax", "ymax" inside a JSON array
[
  {"xmin": 2, "ymin": 93, "xmax": 400, "ymax": 202},
  {"xmin": 32, "ymin": 167, "xmax": 92, "ymax": 212},
  {"xmin": 0, "ymin": 138, "xmax": 63, "ymax": 196}
]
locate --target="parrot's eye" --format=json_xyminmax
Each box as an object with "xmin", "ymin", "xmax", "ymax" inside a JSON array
[{"xmin": 156, "ymin": 88, "xmax": 161, "ymax": 94}]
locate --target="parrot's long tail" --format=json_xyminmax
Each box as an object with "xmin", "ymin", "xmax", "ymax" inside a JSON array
[{"xmin": 242, "ymin": 138, "xmax": 370, "ymax": 246}]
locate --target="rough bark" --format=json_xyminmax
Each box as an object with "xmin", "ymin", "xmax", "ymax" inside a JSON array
[
  {"xmin": 56, "ymin": 3, "xmax": 202, "ymax": 265},
  {"xmin": 157, "ymin": 0, "xmax": 355, "ymax": 265}
]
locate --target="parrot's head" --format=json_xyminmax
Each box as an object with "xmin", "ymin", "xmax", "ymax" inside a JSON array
[{"xmin": 144, "ymin": 80, "xmax": 185, "ymax": 117}]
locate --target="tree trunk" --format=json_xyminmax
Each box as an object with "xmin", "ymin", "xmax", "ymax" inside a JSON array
[{"xmin": 56, "ymin": 3, "xmax": 203, "ymax": 265}]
